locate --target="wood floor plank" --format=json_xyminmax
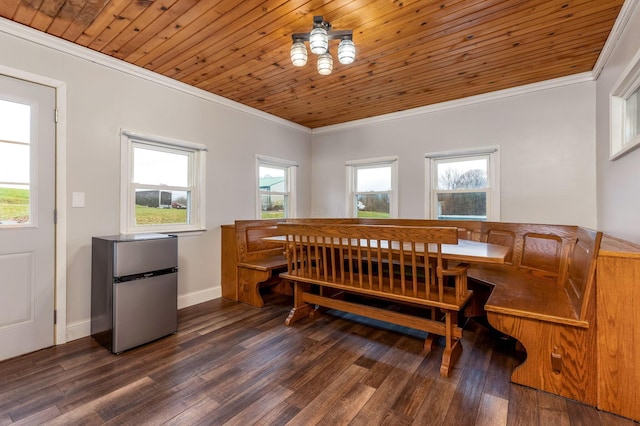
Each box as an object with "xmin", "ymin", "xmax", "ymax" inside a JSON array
[
  {"xmin": 0, "ymin": 294, "xmax": 613, "ymax": 425},
  {"xmin": 476, "ymin": 394, "xmax": 509, "ymax": 426},
  {"xmin": 410, "ymin": 377, "xmax": 458, "ymax": 425},
  {"xmin": 506, "ymin": 385, "xmax": 539, "ymax": 426},
  {"xmin": 443, "ymin": 367, "xmax": 488, "ymax": 425},
  {"xmin": 285, "ymin": 364, "xmax": 370, "ymax": 425},
  {"xmin": 537, "ymin": 391, "xmax": 570, "ymax": 426},
  {"xmin": 253, "ymin": 400, "xmax": 300, "ymax": 426}
]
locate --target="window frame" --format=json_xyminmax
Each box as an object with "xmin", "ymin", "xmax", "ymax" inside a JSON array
[
  {"xmin": 425, "ymin": 147, "xmax": 500, "ymax": 221},
  {"xmin": 0, "ymin": 96, "xmax": 37, "ymax": 228},
  {"xmin": 610, "ymin": 45, "xmax": 640, "ymax": 160},
  {"xmin": 346, "ymin": 156, "xmax": 398, "ymax": 218},
  {"xmin": 120, "ymin": 130, "xmax": 206, "ymax": 234},
  {"xmin": 256, "ymin": 155, "xmax": 297, "ymax": 219}
]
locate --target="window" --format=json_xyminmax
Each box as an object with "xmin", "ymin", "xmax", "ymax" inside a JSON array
[
  {"xmin": 120, "ymin": 130, "xmax": 206, "ymax": 234},
  {"xmin": 257, "ymin": 156, "xmax": 297, "ymax": 219},
  {"xmin": 0, "ymin": 99, "xmax": 31, "ymax": 226},
  {"xmin": 346, "ymin": 157, "xmax": 398, "ymax": 218},
  {"xmin": 426, "ymin": 147, "xmax": 500, "ymax": 221},
  {"xmin": 611, "ymin": 46, "xmax": 640, "ymax": 159}
]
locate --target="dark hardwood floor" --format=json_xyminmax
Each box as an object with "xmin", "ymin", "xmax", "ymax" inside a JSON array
[{"xmin": 0, "ymin": 292, "xmax": 635, "ymax": 425}]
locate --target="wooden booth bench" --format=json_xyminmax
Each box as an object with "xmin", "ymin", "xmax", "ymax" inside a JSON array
[
  {"xmin": 221, "ymin": 219, "xmax": 290, "ymax": 307},
  {"xmin": 221, "ymin": 218, "xmax": 602, "ymax": 405},
  {"xmin": 276, "ymin": 222, "xmax": 474, "ymax": 378},
  {"xmin": 466, "ymin": 222, "xmax": 602, "ymax": 405}
]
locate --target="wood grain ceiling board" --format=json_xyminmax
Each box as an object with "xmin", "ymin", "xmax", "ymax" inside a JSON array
[{"xmin": 0, "ymin": 0, "xmax": 625, "ymax": 128}]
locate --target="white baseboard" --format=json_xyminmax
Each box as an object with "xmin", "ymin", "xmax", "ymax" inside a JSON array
[
  {"xmin": 65, "ymin": 286, "xmax": 222, "ymax": 342},
  {"xmin": 178, "ymin": 286, "xmax": 221, "ymax": 309},
  {"xmin": 66, "ymin": 319, "xmax": 91, "ymax": 342}
]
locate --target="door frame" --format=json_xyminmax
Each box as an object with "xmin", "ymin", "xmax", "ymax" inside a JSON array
[{"xmin": 0, "ymin": 65, "xmax": 67, "ymax": 346}]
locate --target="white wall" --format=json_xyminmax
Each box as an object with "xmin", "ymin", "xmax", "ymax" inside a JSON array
[
  {"xmin": 311, "ymin": 82, "xmax": 597, "ymax": 228},
  {"xmin": 596, "ymin": 2, "xmax": 640, "ymax": 244},
  {"xmin": 0, "ymin": 27, "xmax": 312, "ymax": 339}
]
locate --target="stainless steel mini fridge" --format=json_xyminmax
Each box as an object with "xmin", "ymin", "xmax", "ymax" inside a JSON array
[{"xmin": 91, "ymin": 233, "xmax": 178, "ymax": 353}]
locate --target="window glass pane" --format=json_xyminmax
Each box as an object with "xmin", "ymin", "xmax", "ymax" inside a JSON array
[
  {"xmin": 0, "ymin": 143, "xmax": 30, "ymax": 183},
  {"xmin": 624, "ymin": 89, "xmax": 639, "ymax": 144},
  {"xmin": 356, "ymin": 193, "xmax": 390, "ymax": 218},
  {"xmin": 356, "ymin": 166, "xmax": 391, "ymax": 192},
  {"xmin": 0, "ymin": 100, "xmax": 30, "ymax": 143},
  {"xmin": 133, "ymin": 145, "xmax": 189, "ymax": 186},
  {"xmin": 437, "ymin": 158, "xmax": 487, "ymax": 190},
  {"xmin": 259, "ymin": 166, "xmax": 287, "ymax": 193},
  {"xmin": 0, "ymin": 184, "xmax": 30, "ymax": 224},
  {"xmin": 437, "ymin": 192, "xmax": 487, "ymax": 220},
  {"xmin": 260, "ymin": 194, "xmax": 287, "ymax": 219},
  {"xmin": 135, "ymin": 189, "xmax": 189, "ymax": 225}
]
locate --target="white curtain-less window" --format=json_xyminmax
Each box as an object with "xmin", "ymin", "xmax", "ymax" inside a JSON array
[
  {"xmin": 426, "ymin": 147, "xmax": 500, "ymax": 221},
  {"xmin": 610, "ymin": 46, "xmax": 640, "ymax": 159},
  {"xmin": 346, "ymin": 157, "xmax": 398, "ymax": 218},
  {"xmin": 256, "ymin": 156, "xmax": 297, "ymax": 219},
  {"xmin": 121, "ymin": 130, "xmax": 206, "ymax": 234}
]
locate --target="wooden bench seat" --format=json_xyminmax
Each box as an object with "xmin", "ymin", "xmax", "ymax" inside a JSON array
[
  {"xmin": 277, "ymin": 223, "xmax": 471, "ymax": 378},
  {"xmin": 237, "ymin": 254, "xmax": 288, "ymax": 272},
  {"xmin": 469, "ymin": 266, "xmax": 586, "ymax": 326}
]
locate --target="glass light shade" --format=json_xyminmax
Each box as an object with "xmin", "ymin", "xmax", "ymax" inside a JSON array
[
  {"xmin": 317, "ymin": 53, "xmax": 333, "ymax": 75},
  {"xmin": 338, "ymin": 39, "xmax": 356, "ymax": 64},
  {"xmin": 290, "ymin": 41, "xmax": 308, "ymax": 66},
  {"xmin": 309, "ymin": 27, "xmax": 329, "ymax": 54}
]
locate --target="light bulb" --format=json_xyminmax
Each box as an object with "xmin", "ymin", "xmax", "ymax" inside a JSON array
[
  {"xmin": 317, "ymin": 53, "xmax": 333, "ymax": 75},
  {"xmin": 309, "ymin": 27, "xmax": 328, "ymax": 54},
  {"xmin": 290, "ymin": 41, "xmax": 308, "ymax": 66},
  {"xmin": 338, "ymin": 39, "xmax": 356, "ymax": 65}
]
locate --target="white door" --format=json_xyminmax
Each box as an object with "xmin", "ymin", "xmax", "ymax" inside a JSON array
[{"xmin": 0, "ymin": 74, "xmax": 56, "ymax": 361}]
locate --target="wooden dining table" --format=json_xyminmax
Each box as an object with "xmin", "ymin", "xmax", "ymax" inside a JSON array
[{"xmin": 263, "ymin": 235, "xmax": 509, "ymax": 265}]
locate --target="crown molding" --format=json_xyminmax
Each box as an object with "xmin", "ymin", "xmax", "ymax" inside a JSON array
[
  {"xmin": 0, "ymin": 17, "xmax": 310, "ymax": 134},
  {"xmin": 592, "ymin": 0, "xmax": 640, "ymax": 79},
  {"xmin": 312, "ymin": 72, "xmax": 595, "ymax": 134}
]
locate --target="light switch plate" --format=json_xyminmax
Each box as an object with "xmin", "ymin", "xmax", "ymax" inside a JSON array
[{"xmin": 72, "ymin": 192, "xmax": 85, "ymax": 208}]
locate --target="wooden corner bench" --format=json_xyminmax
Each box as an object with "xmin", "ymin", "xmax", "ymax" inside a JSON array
[
  {"xmin": 466, "ymin": 222, "xmax": 602, "ymax": 405},
  {"xmin": 221, "ymin": 219, "xmax": 290, "ymax": 307},
  {"xmin": 276, "ymin": 222, "xmax": 473, "ymax": 377}
]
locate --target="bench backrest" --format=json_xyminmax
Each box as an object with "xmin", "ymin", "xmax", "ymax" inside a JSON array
[
  {"xmin": 277, "ymin": 223, "xmax": 465, "ymax": 304},
  {"xmin": 479, "ymin": 222, "xmax": 577, "ymax": 282},
  {"xmin": 284, "ymin": 218, "xmax": 482, "ymax": 241},
  {"xmin": 234, "ymin": 219, "xmax": 286, "ymax": 263},
  {"xmin": 478, "ymin": 222, "xmax": 601, "ymax": 321}
]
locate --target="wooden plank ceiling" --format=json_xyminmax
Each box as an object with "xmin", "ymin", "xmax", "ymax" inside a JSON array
[{"xmin": 0, "ymin": 0, "xmax": 625, "ymax": 128}]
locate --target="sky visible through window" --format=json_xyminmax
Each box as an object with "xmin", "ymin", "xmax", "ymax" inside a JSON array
[
  {"xmin": 133, "ymin": 145, "xmax": 189, "ymax": 187},
  {"xmin": 356, "ymin": 166, "xmax": 391, "ymax": 192},
  {"xmin": 0, "ymin": 99, "xmax": 30, "ymax": 188}
]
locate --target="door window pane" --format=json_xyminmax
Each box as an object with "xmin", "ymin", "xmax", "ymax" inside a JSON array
[
  {"xmin": 0, "ymin": 99, "xmax": 30, "ymax": 143},
  {"xmin": 0, "ymin": 100, "xmax": 31, "ymax": 225}
]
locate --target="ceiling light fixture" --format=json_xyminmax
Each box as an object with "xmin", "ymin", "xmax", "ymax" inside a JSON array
[{"xmin": 290, "ymin": 16, "xmax": 355, "ymax": 75}]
